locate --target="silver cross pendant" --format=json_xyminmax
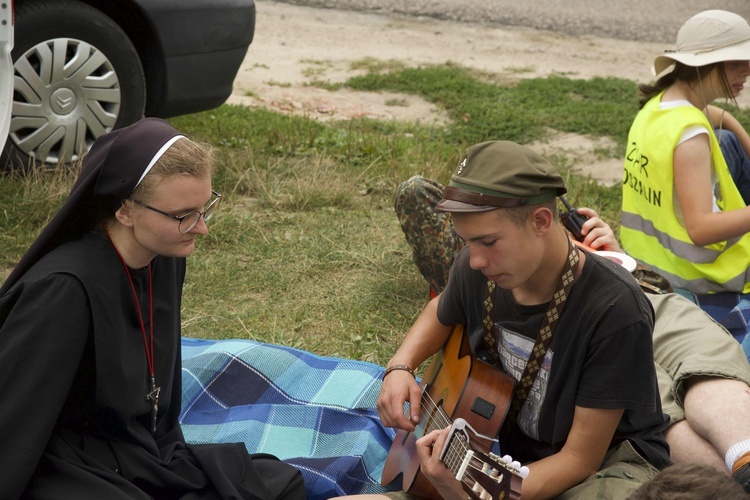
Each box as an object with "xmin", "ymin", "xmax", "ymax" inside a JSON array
[{"xmin": 146, "ymin": 376, "xmax": 161, "ymax": 434}]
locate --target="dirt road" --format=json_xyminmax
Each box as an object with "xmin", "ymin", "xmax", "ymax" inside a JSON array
[
  {"xmin": 275, "ymin": 0, "xmax": 750, "ymax": 43},
  {"xmin": 229, "ymin": 1, "xmax": 749, "ymax": 185}
]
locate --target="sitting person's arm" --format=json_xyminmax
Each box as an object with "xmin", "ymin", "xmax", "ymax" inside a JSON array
[
  {"xmin": 706, "ymin": 105, "xmax": 750, "ymax": 160},
  {"xmin": 377, "ymin": 296, "xmax": 453, "ymax": 431},
  {"xmin": 413, "ymin": 406, "xmax": 624, "ymax": 499},
  {"xmin": 522, "ymin": 406, "xmax": 624, "ymax": 498}
]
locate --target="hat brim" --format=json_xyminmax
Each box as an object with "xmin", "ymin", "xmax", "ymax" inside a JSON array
[
  {"xmin": 653, "ymin": 38, "xmax": 750, "ymax": 77},
  {"xmin": 435, "ymin": 199, "xmax": 500, "ymax": 213}
]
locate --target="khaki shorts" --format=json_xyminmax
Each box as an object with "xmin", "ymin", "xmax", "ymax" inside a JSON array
[{"xmin": 649, "ymin": 293, "xmax": 750, "ymax": 423}]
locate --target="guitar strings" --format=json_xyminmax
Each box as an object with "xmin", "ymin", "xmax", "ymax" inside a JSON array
[
  {"xmin": 444, "ymin": 432, "xmax": 471, "ymax": 471},
  {"xmin": 418, "ymin": 390, "xmax": 452, "ymax": 433},
  {"xmin": 442, "ymin": 432, "xmax": 496, "ymax": 498},
  {"xmin": 418, "ymin": 390, "xmax": 512, "ymax": 497}
]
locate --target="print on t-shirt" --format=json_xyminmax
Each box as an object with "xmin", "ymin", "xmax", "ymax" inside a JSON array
[{"xmin": 498, "ymin": 325, "xmax": 552, "ymax": 440}]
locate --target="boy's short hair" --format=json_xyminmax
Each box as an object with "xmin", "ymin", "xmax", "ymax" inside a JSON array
[{"xmin": 628, "ymin": 463, "xmax": 748, "ymax": 500}]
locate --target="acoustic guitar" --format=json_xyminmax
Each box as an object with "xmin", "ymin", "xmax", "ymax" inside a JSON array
[{"xmin": 381, "ymin": 325, "xmax": 526, "ymax": 500}]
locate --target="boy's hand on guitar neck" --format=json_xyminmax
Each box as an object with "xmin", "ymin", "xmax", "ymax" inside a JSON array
[
  {"xmin": 415, "ymin": 428, "xmax": 467, "ymax": 500},
  {"xmin": 377, "ymin": 368, "xmax": 422, "ymax": 431}
]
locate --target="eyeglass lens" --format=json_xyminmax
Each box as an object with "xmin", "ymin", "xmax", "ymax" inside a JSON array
[{"xmin": 178, "ymin": 196, "xmax": 221, "ymax": 233}]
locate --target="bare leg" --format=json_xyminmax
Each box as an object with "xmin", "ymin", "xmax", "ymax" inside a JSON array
[
  {"xmin": 682, "ymin": 377, "xmax": 750, "ymax": 468},
  {"xmin": 664, "ymin": 420, "xmax": 728, "ymax": 473}
]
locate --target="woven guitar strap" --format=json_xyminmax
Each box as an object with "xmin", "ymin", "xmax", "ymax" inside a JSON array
[{"xmin": 482, "ymin": 237, "xmax": 580, "ymax": 422}]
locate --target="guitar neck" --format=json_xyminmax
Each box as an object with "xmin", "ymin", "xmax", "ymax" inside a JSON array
[
  {"xmin": 440, "ymin": 420, "xmax": 524, "ymax": 500},
  {"xmin": 380, "ymin": 324, "xmax": 519, "ymax": 498}
]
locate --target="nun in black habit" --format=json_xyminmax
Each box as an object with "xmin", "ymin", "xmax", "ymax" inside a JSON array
[{"xmin": 0, "ymin": 118, "xmax": 305, "ymax": 499}]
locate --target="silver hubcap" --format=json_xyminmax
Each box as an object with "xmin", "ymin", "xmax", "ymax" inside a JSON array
[{"xmin": 10, "ymin": 38, "xmax": 121, "ymax": 164}]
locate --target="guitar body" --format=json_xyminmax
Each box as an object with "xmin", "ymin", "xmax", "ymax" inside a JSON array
[{"xmin": 381, "ymin": 325, "xmax": 516, "ymax": 499}]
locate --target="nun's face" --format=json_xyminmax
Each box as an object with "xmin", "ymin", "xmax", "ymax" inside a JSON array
[{"xmin": 129, "ymin": 175, "xmax": 214, "ymax": 261}]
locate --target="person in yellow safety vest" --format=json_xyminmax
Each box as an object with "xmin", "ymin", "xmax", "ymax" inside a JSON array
[{"xmin": 621, "ymin": 9, "xmax": 750, "ymax": 331}]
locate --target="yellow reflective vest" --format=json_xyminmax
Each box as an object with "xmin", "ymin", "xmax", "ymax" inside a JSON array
[{"xmin": 621, "ymin": 93, "xmax": 750, "ymax": 294}]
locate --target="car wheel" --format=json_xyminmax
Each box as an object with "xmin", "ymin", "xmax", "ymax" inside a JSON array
[{"xmin": 2, "ymin": 0, "xmax": 145, "ymax": 170}]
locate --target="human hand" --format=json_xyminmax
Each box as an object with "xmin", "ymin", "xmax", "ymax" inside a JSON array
[
  {"xmin": 415, "ymin": 427, "xmax": 467, "ymax": 500},
  {"xmin": 576, "ymin": 207, "xmax": 624, "ymax": 253},
  {"xmin": 376, "ymin": 369, "xmax": 422, "ymax": 431}
]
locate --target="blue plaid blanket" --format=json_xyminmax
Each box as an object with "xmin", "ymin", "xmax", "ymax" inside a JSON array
[
  {"xmin": 685, "ymin": 291, "xmax": 750, "ymax": 361},
  {"xmin": 180, "ymin": 338, "xmax": 397, "ymax": 499}
]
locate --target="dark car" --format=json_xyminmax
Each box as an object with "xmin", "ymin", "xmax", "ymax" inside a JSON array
[
  {"xmin": 2, "ymin": 0, "xmax": 255, "ymax": 169},
  {"xmin": 0, "ymin": 1, "xmax": 12, "ymax": 150}
]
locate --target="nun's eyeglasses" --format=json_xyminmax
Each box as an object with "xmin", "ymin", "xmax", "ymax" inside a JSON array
[{"xmin": 131, "ymin": 190, "xmax": 222, "ymax": 233}]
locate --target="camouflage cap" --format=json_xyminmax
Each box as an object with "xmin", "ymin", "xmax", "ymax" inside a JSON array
[{"xmin": 435, "ymin": 141, "xmax": 567, "ymax": 213}]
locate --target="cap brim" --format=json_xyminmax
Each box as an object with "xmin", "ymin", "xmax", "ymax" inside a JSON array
[{"xmin": 435, "ymin": 199, "xmax": 500, "ymax": 213}]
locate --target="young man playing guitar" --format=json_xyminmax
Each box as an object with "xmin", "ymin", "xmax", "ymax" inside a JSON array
[
  {"xmin": 338, "ymin": 141, "xmax": 670, "ymax": 499},
  {"xmin": 391, "ymin": 177, "xmax": 750, "ymax": 495}
]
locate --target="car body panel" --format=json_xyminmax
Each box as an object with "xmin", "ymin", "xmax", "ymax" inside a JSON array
[
  {"xmin": 157, "ymin": 45, "xmax": 250, "ymax": 117},
  {"xmin": 5, "ymin": 0, "xmax": 255, "ymax": 167},
  {"xmin": 132, "ymin": 0, "xmax": 256, "ymax": 57},
  {"xmin": 124, "ymin": 0, "xmax": 256, "ymax": 116},
  {"xmin": 128, "ymin": 0, "xmax": 255, "ymax": 117},
  {"xmin": 0, "ymin": 0, "xmax": 13, "ymax": 149}
]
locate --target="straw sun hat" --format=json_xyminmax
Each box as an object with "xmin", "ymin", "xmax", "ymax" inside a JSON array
[{"xmin": 654, "ymin": 10, "xmax": 750, "ymax": 77}]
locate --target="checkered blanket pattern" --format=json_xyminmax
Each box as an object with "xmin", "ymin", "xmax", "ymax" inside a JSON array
[
  {"xmin": 690, "ymin": 293, "xmax": 750, "ymax": 361},
  {"xmin": 180, "ymin": 337, "xmax": 396, "ymax": 499}
]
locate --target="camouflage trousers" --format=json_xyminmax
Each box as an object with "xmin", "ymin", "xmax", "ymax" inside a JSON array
[{"xmin": 394, "ymin": 175, "xmax": 464, "ymax": 294}]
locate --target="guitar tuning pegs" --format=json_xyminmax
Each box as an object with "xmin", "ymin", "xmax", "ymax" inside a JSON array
[
  {"xmin": 519, "ymin": 466, "xmax": 530, "ymax": 479},
  {"xmin": 511, "ymin": 460, "xmax": 521, "ymax": 470},
  {"xmin": 501, "ymin": 455, "xmax": 513, "ymax": 464}
]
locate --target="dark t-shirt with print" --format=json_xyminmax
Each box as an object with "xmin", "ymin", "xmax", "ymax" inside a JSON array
[{"xmin": 437, "ymin": 246, "xmax": 671, "ymax": 470}]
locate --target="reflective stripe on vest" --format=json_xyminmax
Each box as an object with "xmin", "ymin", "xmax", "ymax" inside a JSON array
[{"xmin": 621, "ymin": 93, "xmax": 750, "ymax": 294}]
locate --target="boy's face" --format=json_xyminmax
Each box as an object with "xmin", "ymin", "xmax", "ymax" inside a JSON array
[{"xmin": 452, "ymin": 208, "xmax": 545, "ymax": 291}]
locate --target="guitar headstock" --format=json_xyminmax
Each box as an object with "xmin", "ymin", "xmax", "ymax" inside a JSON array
[
  {"xmin": 440, "ymin": 418, "xmax": 527, "ymax": 500},
  {"xmin": 464, "ymin": 450, "xmax": 527, "ymax": 500}
]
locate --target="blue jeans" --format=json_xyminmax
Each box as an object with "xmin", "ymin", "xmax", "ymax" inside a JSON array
[{"xmin": 717, "ymin": 128, "xmax": 750, "ymax": 205}]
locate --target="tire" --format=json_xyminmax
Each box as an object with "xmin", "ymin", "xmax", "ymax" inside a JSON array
[{"xmin": 1, "ymin": 0, "xmax": 146, "ymax": 170}]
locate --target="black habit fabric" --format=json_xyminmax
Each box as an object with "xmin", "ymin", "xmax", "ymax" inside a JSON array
[
  {"xmin": 0, "ymin": 119, "xmax": 305, "ymax": 499},
  {"xmin": 0, "ymin": 234, "xmax": 304, "ymax": 499}
]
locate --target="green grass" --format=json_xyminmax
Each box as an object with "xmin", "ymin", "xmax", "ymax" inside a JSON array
[{"xmin": 0, "ymin": 63, "xmax": 638, "ymax": 365}]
